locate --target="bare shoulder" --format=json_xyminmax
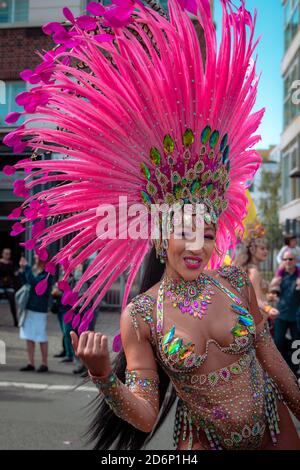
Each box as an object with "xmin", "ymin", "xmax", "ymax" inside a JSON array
[{"xmin": 144, "ymin": 282, "xmax": 160, "ymax": 300}]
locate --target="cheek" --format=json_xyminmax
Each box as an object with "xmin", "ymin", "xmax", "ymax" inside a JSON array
[{"xmin": 168, "ymin": 238, "xmax": 186, "ymax": 259}]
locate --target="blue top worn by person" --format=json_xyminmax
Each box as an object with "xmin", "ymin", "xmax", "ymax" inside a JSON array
[
  {"xmin": 20, "ymin": 265, "xmax": 52, "ymax": 313},
  {"xmin": 277, "ymin": 270, "xmax": 300, "ymax": 322}
]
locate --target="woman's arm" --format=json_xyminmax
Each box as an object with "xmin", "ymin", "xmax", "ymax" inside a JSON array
[
  {"xmin": 70, "ymin": 304, "xmax": 160, "ymax": 433},
  {"xmin": 248, "ymin": 282, "xmax": 300, "ymax": 420},
  {"xmin": 248, "ymin": 267, "xmax": 278, "ymax": 319}
]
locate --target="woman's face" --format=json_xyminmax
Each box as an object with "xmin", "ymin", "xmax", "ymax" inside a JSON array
[
  {"xmin": 166, "ymin": 217, "xmax": 217, "ymax": 281},
  {"xmin": 254, "ymin": 242, "xmax": 268, "ymax": 262}
]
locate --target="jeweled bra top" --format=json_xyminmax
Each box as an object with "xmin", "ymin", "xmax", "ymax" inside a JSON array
[{"xmin": 130, "ymin": 266, "xmax": 254, "ymax": 373}]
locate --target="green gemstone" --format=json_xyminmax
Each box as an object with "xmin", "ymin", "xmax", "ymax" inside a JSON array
[
  {"xmin": 163, "ymin": 134, "xmax": 175, "ymax": 154},
  {"xmin": 140, "ymin": 163, "xmax": 151, "ymax": 180},
  {"xmin": 191, "ymin": 181, "xmax": 200, "ymax": 194},
  {"xmin": 201, "ymin": 125, "xmax": 211, "ymax": 144},
  {"xmin": 174, "ymin": 184, "xmax": 183, "ymax": 199},
  {"xmin": 206, "ymin": 183, "xmax": 214, "ymax": 195},
  {"xmin": 140, "ymin": 190, "xmax": 152, "ymax": 205},
  {"xmin": 182, "ymin": 178, "xmax": 187, "ymax": 186},
  {"xmin": 183, "ymin": 128, "xmax": 195, "ymax": 147},
  {"xmin": 163, "ymin": 326, "xmax": 176, "ymax": 345},
  {"xmin": 168, "ymin": 338, "xmax": 183, "ymax": 355},
  {"xmin": 179, "ymin": 343, "xmax": 195, "ymax": 360},
  {"xmin": 220, "ymin": 133, "xmax": 228, "ymax": 152},
  {"xmin": 231, "ymin": 323, "xmax": 248, "ymax": 337},
  {"xmin": 232, "ymin": 432, "xmax": 242, "ymax": 443},
  {"xmin": 230, "ymin": 364, "xmax": 242, "ymax": 374},
  {"xmin": 209, "ymin": 130, "xmax": 220, "ymax": 149},
  {"xmin": 150, "ymin": 147, "xmax": 161, "ymax": 166},
  {"xmin": 208, "ymin": 372, "xmax": 219, "ymax": 385},
  {"xmin": 222, "ymin": 145, "xmax": 230, "ymax": 164}
]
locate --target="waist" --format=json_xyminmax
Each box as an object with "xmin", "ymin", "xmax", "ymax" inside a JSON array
[{"xmin": 174, "ymin": 369, "xmax": 283, "ymax": 450}]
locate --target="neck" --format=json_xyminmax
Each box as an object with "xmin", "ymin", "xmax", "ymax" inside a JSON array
[
  {"xmin": 249, "ymin": 257, "xmax": 260, "ymax": 267},
  {"xmin": 164, "ymin": 265, "xmax": 205, "ymax": 287}
]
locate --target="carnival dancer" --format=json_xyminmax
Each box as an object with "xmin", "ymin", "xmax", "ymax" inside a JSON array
[
  {"xmin": 3, "ymin": 0, "xmax": 300, "ymax": 450},
  {"xmin": 234, "ymin": 220, "xmax": 279, "ymax": 321}
]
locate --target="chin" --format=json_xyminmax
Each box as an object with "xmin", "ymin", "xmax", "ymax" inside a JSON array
[{"xmin": 180, "ymin": 262, "xmax": 205, "ymax": 280}]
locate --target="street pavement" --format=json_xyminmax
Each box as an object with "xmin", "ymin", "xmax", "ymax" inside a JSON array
[{"xmin": 0, "ymin": 301, "xmax": 298, "ymax": 450}]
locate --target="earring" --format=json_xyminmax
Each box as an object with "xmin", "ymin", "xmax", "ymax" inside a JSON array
[{"xmin": 159, "ymin": 248, "xmax": 167, "ymax": 264}]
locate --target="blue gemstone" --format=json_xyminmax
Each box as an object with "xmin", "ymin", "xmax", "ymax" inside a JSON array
[{"xmin": 238, "ymin": 315, "xmax": 254, "ymax": 327}]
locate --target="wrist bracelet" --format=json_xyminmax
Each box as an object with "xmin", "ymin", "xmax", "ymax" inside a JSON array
[{"xmin": 88, "ymin": 370, "xmax": 117, "ymax": 390}]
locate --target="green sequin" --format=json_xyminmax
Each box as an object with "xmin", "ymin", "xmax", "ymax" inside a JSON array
[
  {"xmin": 201, "ymin": 125, "xmax": 211, "ymax": 144},
  {"xmin": 209, "ymin": 130, "xmax": 220, "ymax": 149},
  {"xmin": 150, "ymin": 147, "xmax": 161, "ymax": 166},
  {"xmin": 174, "ymin": 184, "xmax": 183, "ymax": 199},
  {"xmin": 163, "ymin": 134, "xmax": 175, "ymax": 154},
  {"xmin": 168, "ymin": 338, "xmax": 183, "ymax": 355},
  {"xmin": 140, "ymin": 190, "xmax": 152, "ymax": 205},
  {"xmin": 140, "ymin": 163, "xmax": 151, "ymax": 180},
  {"xmin": 183, "ymin": 128, "xmax": 195, "ymax": 147},
  {"xmin": 220, "ymin": 133, "xmax": 228, "ymax": 152},
  {"xmin": 191, "ymin": 181, "xmax": 200, "ymax": 194}
]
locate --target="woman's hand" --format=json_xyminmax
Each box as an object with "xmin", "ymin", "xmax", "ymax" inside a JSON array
[
  {"xmin": 70, "ymin": 331, "xmax": 112, "ymax": 378},
  {"xmin": 269, "ymin": 307, "xmax": 279, "ymax": 319}
]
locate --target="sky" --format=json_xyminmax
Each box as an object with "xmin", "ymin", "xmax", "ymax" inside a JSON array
[{"xmin": 214, "ymin": 0, "xmax": 284, "ymax": 150}]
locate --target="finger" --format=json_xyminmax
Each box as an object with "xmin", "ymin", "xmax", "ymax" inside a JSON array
[
  {"xmin": 100, "ymin": 335, "xmax": 108, "ymax": 355},
  {"xmin": 85, "ymin": 332, "xmax": 95, "ymax": 353},
  {"xmin": 93, "ymin": 333, "xmax": 102, "ymax": 355},
  {"xmin": 77, "ymin": 331, "xmax": 89, "ymax": 356},
  {"xmin": 70, "ymin": 332, "xmax": 79, "ymax": 355}
]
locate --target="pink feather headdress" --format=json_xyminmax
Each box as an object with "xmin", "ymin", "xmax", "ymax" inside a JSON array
[{"xmin": 3, "ymin": 0, "xmax": 264, "ymax": 333}]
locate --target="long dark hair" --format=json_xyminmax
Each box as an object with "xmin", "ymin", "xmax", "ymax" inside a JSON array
[{"xmin": 85, "ymin": 246, "xmax": 177, "ymax": 450}]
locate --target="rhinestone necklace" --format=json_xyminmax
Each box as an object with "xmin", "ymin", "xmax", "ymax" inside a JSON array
[{"xmin": 162, "ymin": 272, "xmax": 216, "ymax": 320}]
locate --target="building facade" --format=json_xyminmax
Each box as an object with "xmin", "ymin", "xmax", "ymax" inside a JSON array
[
  {"xmin": 251, "ymin": 145, "xmax": 281, "ymax": 215},
  {"xmin": 281, "ymin": 0, "xmax": 300, "ymax": 237},
  {"xmin": 0, "ymin": 1, "xmax": 86, "ymax": 261}
]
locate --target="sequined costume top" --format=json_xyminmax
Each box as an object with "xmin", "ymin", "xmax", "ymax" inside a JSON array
[{"xmin": 126, "ymin": 266, "xmax": 300, "ymax": 450}]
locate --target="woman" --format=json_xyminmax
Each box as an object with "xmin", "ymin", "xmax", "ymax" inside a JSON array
[
  {"xmin": 3, "ymin": 0, "xmax": 299, "ymax": 451},
  {"xmin": 0, "ymin": 248, "xmax": 18, "ymax": 326},
  {"xmin": 234, "ymin": 221, "xmax": 279, "ymax": 321},
  {"xmin": 19, "ymin": 254, "xmax": 52, "ymax": 372},
  {"xmin": 70, "ymin": 221, "xmax": 300, "ymax": 450}
]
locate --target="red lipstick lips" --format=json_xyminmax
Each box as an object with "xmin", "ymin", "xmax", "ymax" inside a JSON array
[{"xmin": 183, "ymin": 256, "xmax": 202, "ymax": 270}]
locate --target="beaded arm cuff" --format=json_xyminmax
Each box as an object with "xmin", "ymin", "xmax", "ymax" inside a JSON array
[
  {"xmin": 255, "ymin": 322, "xmax": 300, "ymax": 421},
  {"xmin": 89, "ymin": 370, "xmax": 160, "ymax": 433}
]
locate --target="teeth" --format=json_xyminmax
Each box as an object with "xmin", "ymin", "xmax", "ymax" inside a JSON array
[{"xmin": 185, "ymin": 259, "xmax": 200, "ymax": 264}]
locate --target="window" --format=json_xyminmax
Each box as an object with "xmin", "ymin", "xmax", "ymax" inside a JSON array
[
  {"xmin": 0, "ymin": 0, "xmax": 29, "ymax": 24},
  {"xmin": 282, "ymin": 151, "xmax": 291, "ymax": 205},
  {"xmin": 0, "ymin": 81, "xmax": 26, "ymax": 127},
  {"xmin": 283, "ymin": 55, "xmax": 300, "ymax": 129},
  {"xmin": 285, "ymin": 0, "xmax": 300, "ymax": 51}
]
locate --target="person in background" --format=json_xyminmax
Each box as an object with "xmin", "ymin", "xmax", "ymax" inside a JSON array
[
  {"xmin": 19, "ymin": 254, "xmax": 52, "ymax": 372},
  {"xmin": 270, "ymin": 250, "xmax": 300, "ymax": 376},
  {"xmin": 234, "ymin": 221, "xmax": 279, "ymax": 321},
  {"xmin": 277, "ymin": 234, "xmax": 300, "ymax": 267},
  {"xmin": 51, "ymin": 268, "xmax": 78, "ymax": 363},
  {"xmin": 275, "ymin": 235, "xmax": 300, "ymax": 291},
  {"xmin": 0, "ymin": 248, "xmax": 18, "ymax": 326}
]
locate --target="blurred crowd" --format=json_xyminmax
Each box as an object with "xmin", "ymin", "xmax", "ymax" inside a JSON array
[{"xmin": 0, "ymin": 248, "xmax": 98, "ymax": 375}]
